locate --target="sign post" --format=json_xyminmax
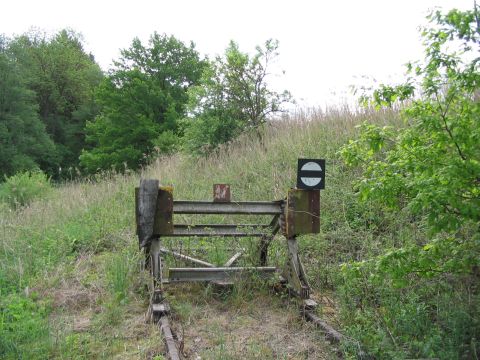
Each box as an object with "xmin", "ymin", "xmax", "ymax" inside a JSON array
[
  {"xmin": 296, "ymin": 159, "xmax": 325, "ymax": 190},
  {"xmin": 282, "ymin": 158, "xmax": 325, "ymax": 298}
]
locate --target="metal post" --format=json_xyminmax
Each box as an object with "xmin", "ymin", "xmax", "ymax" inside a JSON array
[
  {"xmin": 150, "ymin": 238, "xmax": 163, "ymax": 292},
  {"xmin": 283, "ymin": 236, "xmax": 311, "ymax": 299},
  {"xmin": 258, "ymin": 235, "xmax": 269, "ymax": 266}
]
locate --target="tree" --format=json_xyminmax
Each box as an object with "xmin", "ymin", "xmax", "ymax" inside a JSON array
[
  {"xmin": 342, "ymin": 6, "xmax": 480, "ymax": 235},
  {"xmin": 342, "ymin": 6, "xmax": 480, "ymax": 359},
  {"xmin": 339, "ymin": 7, "xmax": 480, "ymax": 358},
  {"xmin": 0, "ymin": 36, "xmax": 56, "ymax": 178},
  {"xmin": 181, "ymin": 60, "xmax": 243, "ymax": 153},
  {"xmin": 9, "ymin": 29, "xmax": 103, "ymax": 176},
  {"xmin": 183, "ymin": 39, "xmax": 292, "ymax": 154},
  {"xmin": 80, "ymin": 33, "xmax": 206, "ymax": 172}
]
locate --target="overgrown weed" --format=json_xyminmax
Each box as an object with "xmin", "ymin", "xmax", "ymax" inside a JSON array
[{"xmin": 0, "ymin": 105, "xmax": 415, "ymax": 358}]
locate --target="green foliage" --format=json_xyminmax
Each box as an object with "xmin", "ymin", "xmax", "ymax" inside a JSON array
[
  {"xmin": 60, "ymin": 333, "xmax": 93, "ymax": 359},
  {"xmin": 0, "ymin": 173, "xmax": 137, "ymax": 357},
  {"xmin": 339, "ymin": 6, "xmax": 480, "ymax": 358},
  {"xmin": 183, "ymin": 39, "xmax": 292, "ymax": 154},
  {"xmin": 8, "ymin": 29, "xmax": 103, "ymax": 177},
  {"xmin": 0, "ymin": 103, "xmax": 403, "ymax": 358},
  {"xmin": 182, "ymin": 114, "xmax": 242, "ymax": 154},
  {"xmin": 0, "ymin": 293, "xmax": 52, "ymax": 359},
  {"xmin": 105, "ymin": 250, "xmax": 136, "ymax": 303},
  {"xmin": 152, "ymin": 129, "xmax": 181, "ymax": 155},
  {"xmin": 0, "ymin": 171, "xmax": 51, "ymax": 208},
  {"xmin": 339, "ymin": 249, "xmax": 480, "ymax": 359},
  {"xmin": 80, "ymin": 33, "xmax": 206, "ymax": 172},
  {"xmin": 80, "ymin": 106, "xmax": 159, "ymax": 172},
  {"xmin": 0, "ymin": 37, "xmax": 57, "ymax": 179},
  {"xmin": 342, "ymin": 7, "xmax": 480, "ymax": 234},
  {"xmin": 222, "ymin": 39, "xmax": 292, "ymax": 128}
]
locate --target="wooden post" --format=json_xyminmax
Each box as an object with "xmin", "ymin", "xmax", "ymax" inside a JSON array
[{"xmin": 138, "ymin": 179, "xmax": 159, "ymax": 249}]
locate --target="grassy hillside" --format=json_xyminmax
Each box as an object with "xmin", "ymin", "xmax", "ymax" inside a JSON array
[{"xmin": 1, "ymin": 106, "xmax": 477, "ymax": 359}]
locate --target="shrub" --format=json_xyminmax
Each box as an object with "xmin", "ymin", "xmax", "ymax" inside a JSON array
[
  {"xmin": 0, "ymin": 171, "xmax": 52, "ymax": 209},
  {"xmin": 339, "ymin": 6, "xmax": 480, "ymax": 358},
  {"xmin": 152, "ymin": 129, "xmax": 181, "ymax": 155}
]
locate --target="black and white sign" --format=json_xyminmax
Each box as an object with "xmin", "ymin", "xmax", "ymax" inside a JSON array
[{"xmin": 296, "ymin": 159, "xmax": 325, "ymax": 190}]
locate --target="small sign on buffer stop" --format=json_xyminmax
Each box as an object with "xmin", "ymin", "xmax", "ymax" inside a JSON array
[{"xmin": 296, "ymin": 159, "xmax": 325, "ymax": 190}]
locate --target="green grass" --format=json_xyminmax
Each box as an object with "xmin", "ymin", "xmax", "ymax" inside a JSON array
[
  {"xmin": 1, "ymin": 106, "xmax": 477, "ymax": 359},
  {"xmin": 0, "ymin": 106, "xmax": 396, "ymax": 358}
]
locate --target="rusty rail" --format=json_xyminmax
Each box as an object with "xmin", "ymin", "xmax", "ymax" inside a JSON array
[
  {"xmin": 136, "ymin": 180, "xmax": 326, "ymax": 358},
  {"xmin": 303, "ymin": 311, "xmax": 344, "ymax": 344},
  {"xmin": 172, "ymin": 200, "xmax": 283, "ymax": 214},
  {"xmin": 168, "ymin": 266, "xmax": 277, "ymax": 282},
  {"xmin": 163, "ymin": 224, "xmax": 271, "ymax": 237},
  {"xmin": 159, "ymin": 316, "xmax": 181, "ymax": 360}
]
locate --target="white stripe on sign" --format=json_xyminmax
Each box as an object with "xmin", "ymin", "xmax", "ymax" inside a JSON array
[{"xmin": 300, "ymin": 161, "xmax": 322, "ymax": 187}]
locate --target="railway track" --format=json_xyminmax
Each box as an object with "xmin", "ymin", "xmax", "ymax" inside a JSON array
[{"xmin": 136, "ymin": 177, "xmax": 344, "ymax": 358}]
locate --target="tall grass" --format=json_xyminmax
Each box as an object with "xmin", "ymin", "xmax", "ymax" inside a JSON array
[{"xmin": 7, "ymin": 105, "xmax": 469, "ymax": 359}]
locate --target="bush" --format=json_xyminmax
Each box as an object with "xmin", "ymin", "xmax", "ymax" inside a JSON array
[
  {"xmin": 181, "ymin": 115, "xmax": 241, "ymax": 155},
  {"xmin": 0, "ymin": 171, "xmax": 51, "ymax": 208},
  {"xmin": 152, "ymin": 129, "xmax": 181, "ymax": 155},
  {"xmin": 339, "ymin": 6, "xmax": 480, "ymax": 358}
]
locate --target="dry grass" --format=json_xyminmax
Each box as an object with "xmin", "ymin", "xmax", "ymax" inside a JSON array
[
  {"xmin": 0, "ymin": 106, "xmax": 401, "ymax": 359},
  {"xmin": 168, "ymin": 284, "xmax": 337, "ymax": 360}
]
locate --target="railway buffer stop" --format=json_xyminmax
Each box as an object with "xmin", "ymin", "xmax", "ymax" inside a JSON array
[{"xmin": 135, "ymin": 159, "xmax": 325, "ymax": 325}]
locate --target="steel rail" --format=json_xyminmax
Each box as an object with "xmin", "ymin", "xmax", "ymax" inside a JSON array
[
  {"xmin": 172, "ymin": 200, "xmax": 283, "ymax": 215},
  {"xmin": 160, "ymin": 224, "xmax": 273, "ymax": 237},
  {"xmin": 168, "ymin": 266, "xmax": 277, "ymax": 282}
]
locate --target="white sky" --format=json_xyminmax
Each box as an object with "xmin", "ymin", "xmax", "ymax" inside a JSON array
[{"xmin": 1, "ymin": 0, "xmax": 474, "ymax": 109}]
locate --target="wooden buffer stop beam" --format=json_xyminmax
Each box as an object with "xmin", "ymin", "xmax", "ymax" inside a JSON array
[
  {"xmin": 136, "ymin": 190, "xmax": 320, "ymax": 298},
  {"xmin": 135, "ymin": 159, "xmax": 324, "ymax": 306},
  {"xmin": 135, "ymin": 160, "xmax": 332, "ymax": 359}
]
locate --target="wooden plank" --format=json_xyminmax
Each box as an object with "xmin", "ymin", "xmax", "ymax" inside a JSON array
[
  {"xmin": 286, "ymin": 189, "xmax": 320, "ymax": 237},
  {"xmin": 213, "ymin": 184, "xmax": 231, "ymax": 202},
  {"xmin": 153, "ymin": 186, "xmax": 174, "ymax": 235},
  {"xmin": 137, "ymin": 179, "xmax": 159, "ymax": 248},
  {"xmin": 172, "ymin": 201, "xmax": 282, "ymax": 215},
  {"xmin": 168, "ymin": 267, "xmax": 277, "ymax": 282}
]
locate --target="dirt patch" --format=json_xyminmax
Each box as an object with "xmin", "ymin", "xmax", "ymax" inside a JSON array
[
  {"xmin": 41, "ymin": 253, "xmax": 103, "ymax": 311},
  {"xmin": 73, "ymin": 314, "xmax": 91, "ymax": 332},
  {"xmin": 168, "ymin": 285, "xmax": 337, "ymax": 359},
  {"xmin": 52, "ymin": 287, "xmax": 97, "ymax": 309}
]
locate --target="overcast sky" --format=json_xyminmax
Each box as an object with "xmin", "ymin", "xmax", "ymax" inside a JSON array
[{"xmin": 1, "ymin": 0, "xmax": 474, "ymax": 109}]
